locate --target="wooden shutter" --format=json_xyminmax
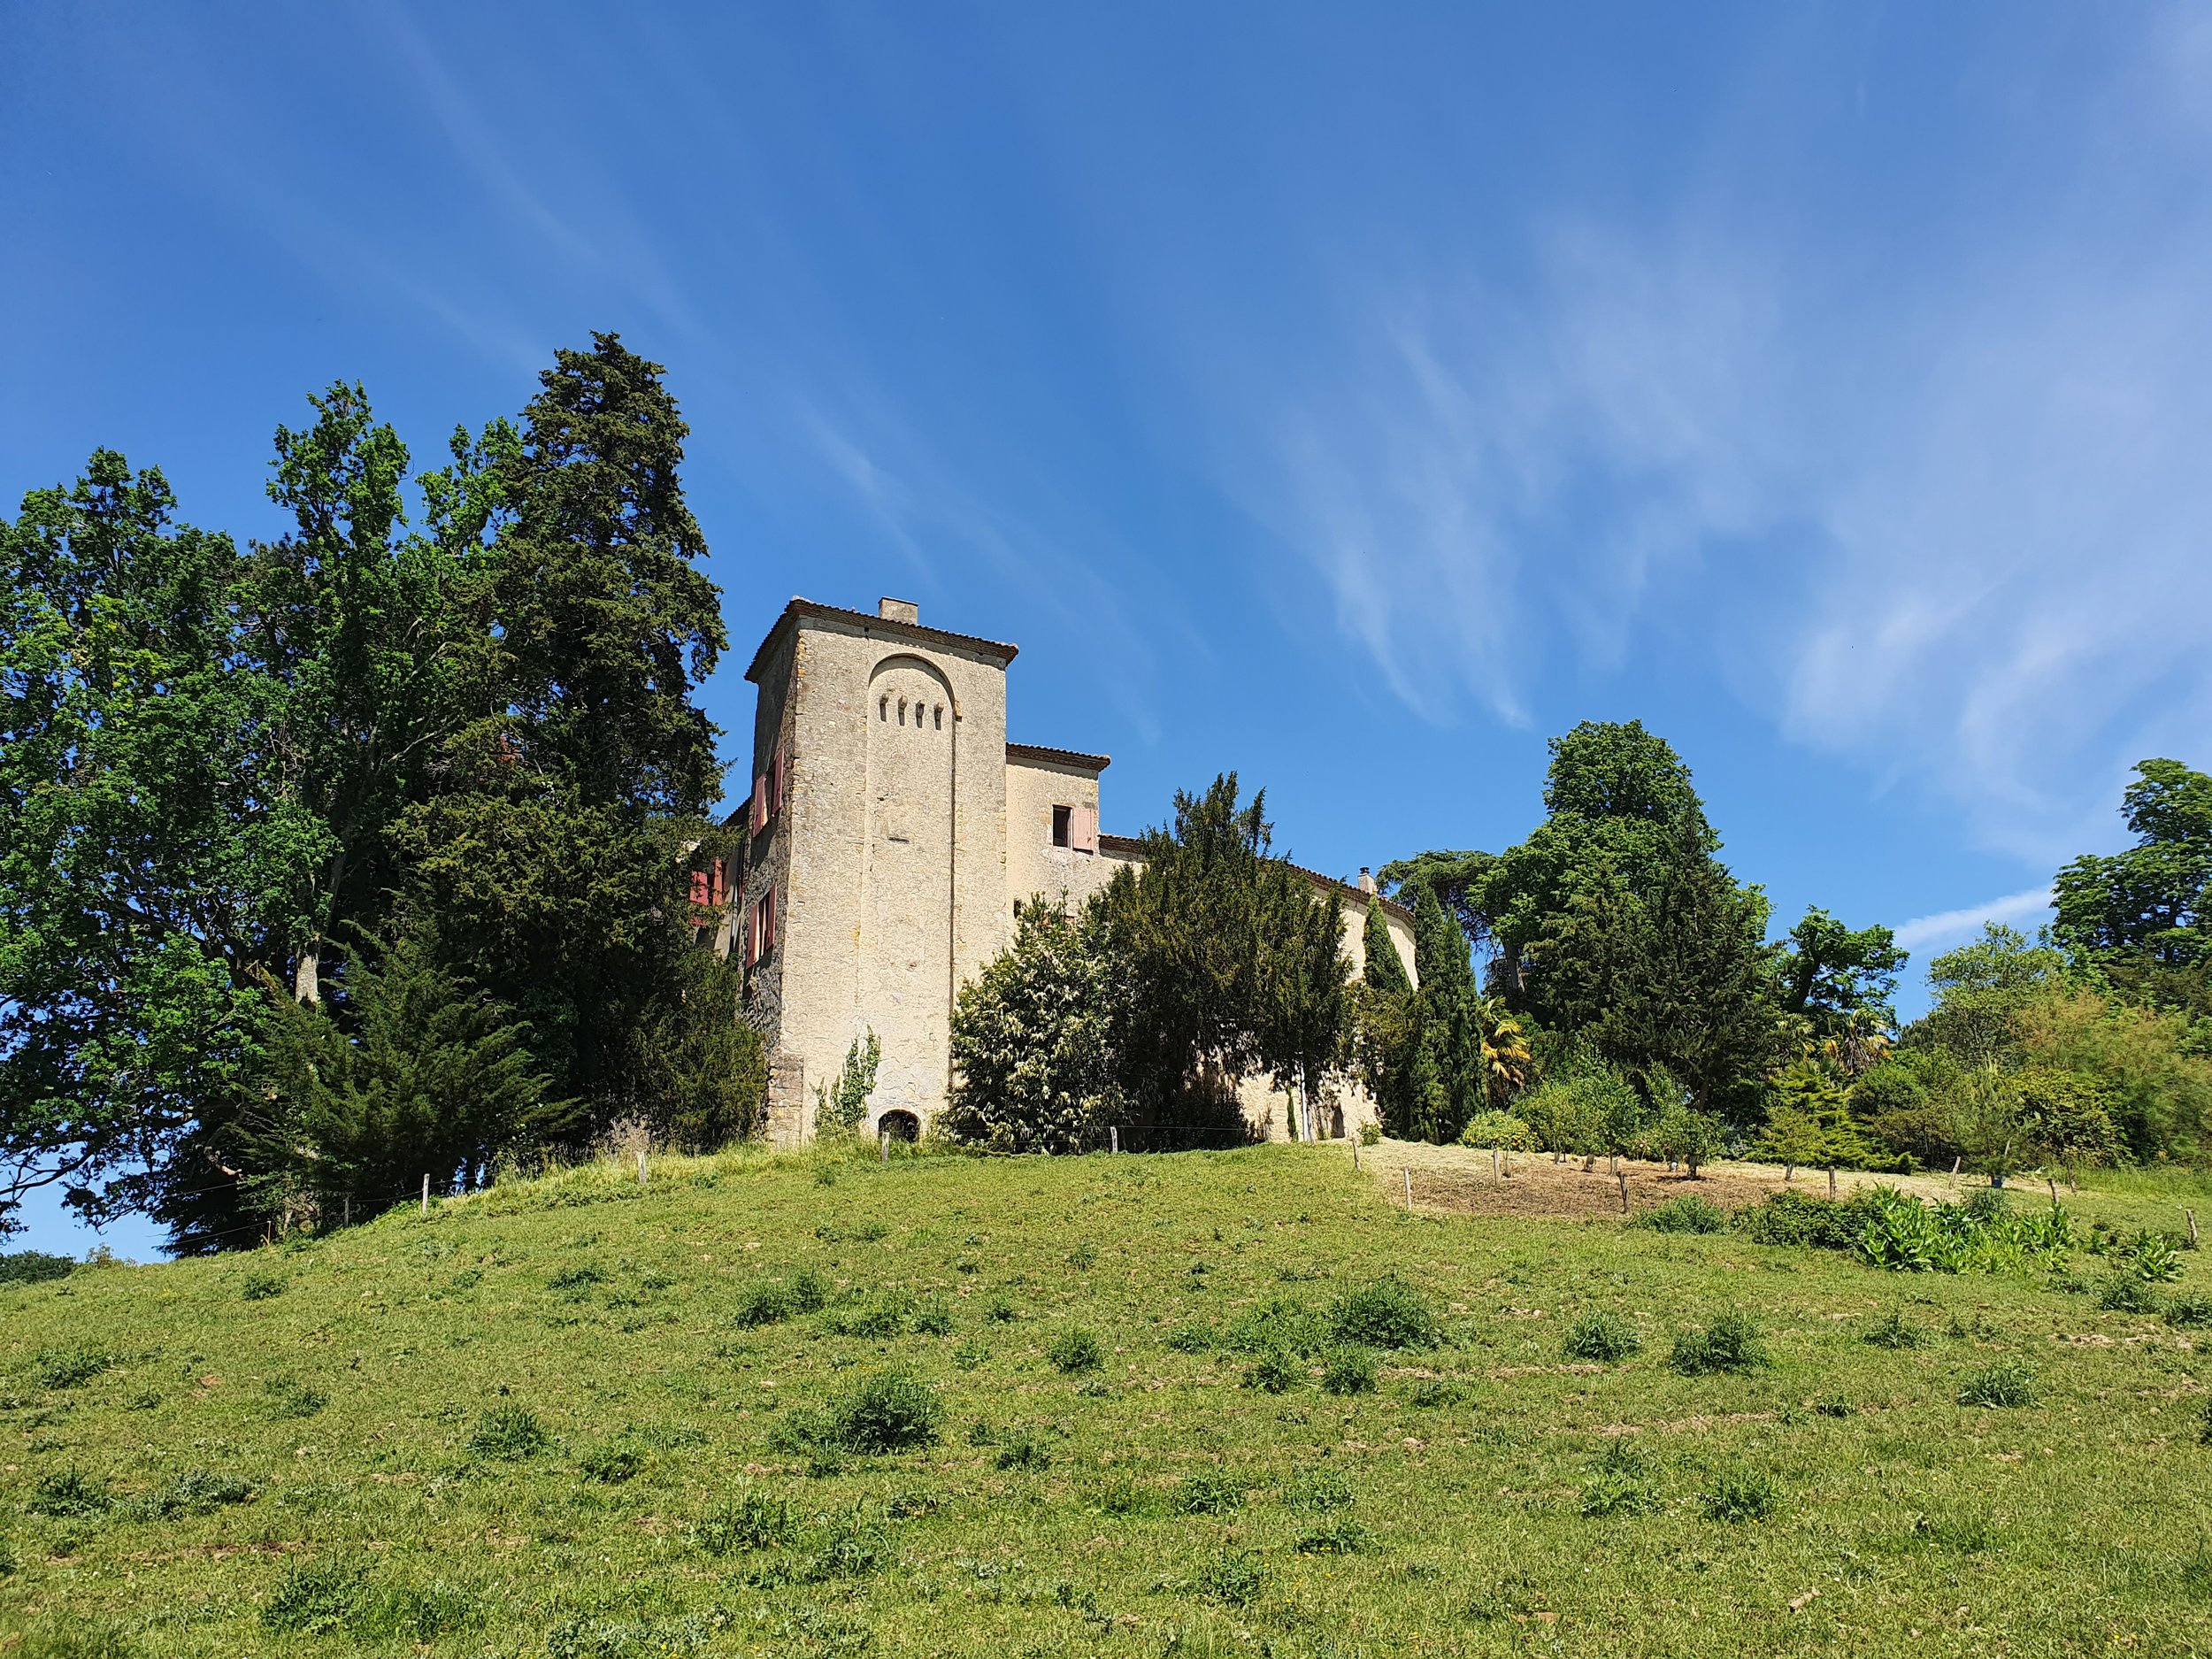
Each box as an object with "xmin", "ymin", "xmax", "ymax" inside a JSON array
[
  {"xmin": 689, "ymin": 869, "xmax": 710, "ymax": 906},
  {"xmin": 1071, "ymin": 805, "xmax": 1099, "ymax": 853},
  {"xmin": 750, "ymin": 773, "xmax": 768, "ymax": 833},
  {"xmin": 745, "ymin": 898, "xmax": 761, "ymax": 966}
]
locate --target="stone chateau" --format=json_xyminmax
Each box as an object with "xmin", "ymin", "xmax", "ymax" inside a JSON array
[{"xmin": 710, "ymin": 597, "xmax": 1417, "ymax": 1147}]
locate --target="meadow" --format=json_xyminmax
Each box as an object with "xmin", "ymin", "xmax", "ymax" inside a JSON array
[{"xmin": 3, "ymin": 1140, "xmax": 2209, "ymax": 1657}]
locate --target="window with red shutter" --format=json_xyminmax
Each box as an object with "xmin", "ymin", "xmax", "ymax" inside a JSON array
[
  {"xmin": 750, "ymin": 773, "xmax": 768, "ymax": 834},
  {"xmin": 690, "ymin": 869, "xmax": 710, "ymax": 906}
]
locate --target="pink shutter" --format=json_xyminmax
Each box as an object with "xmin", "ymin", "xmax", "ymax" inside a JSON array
[
  {"xmin": 1071, "ymin": 804, "xmax": 1099, "ymax": 853},
  {"xmin": 689, "ymin": 869, "xmax": 710, "ymax": 906},
  {"xmin": 745, "ymin": 899, "xmax": 761, "ymax": 966},
  {"xmin": 750, "ymin": 773, "xmax": 768, "ymax": 833}
]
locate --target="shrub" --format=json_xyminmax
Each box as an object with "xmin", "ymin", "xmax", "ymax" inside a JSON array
[
  {"xmin": 1195, "ymin": 1549, "xmax": 1267, "ymax": 1607},
  {"xmin": 2100, "ymin": 1275, "xmax": 2162, "ymax": 1315},
  {"xmin": 829, "ymin": 1370, "xmax": 941, "ymax": 1453},
  {"xmin": 994, "ymin": 1432, "xmax": 1051, "ymax": 1471},
  {"xmin": 1321, "ymin": 1345, "xmax": 1379, "ymax": 1395},
  {"xmin": 805, "ymin": 1505, "xmax": 896, "ymax": 1581},
  {"xmin": 1329, "ymin": 1278, "xmax": 1437, "ymax": 1349},
  {"xmin": 1734, "ymin": 1189, "xmax": 1879, "ymax": 1249},
  {"xmin": 1863, "ymin": 1310, "xmax": 1929, "ymax": 1349},
  {"xmin": 698, "ymin": 1486, "xmax": 795, "ymax": 1553},
  {"xmin": 0, "ymin": 1250, "xmax": 75, "ymax": 1286},
  {"xmin": 32, "ymin": 1346, "xmax": 112, "ymax": 1389},
  {"xmin": 1243, "ymin": 1349, "xmax": 1302, "ymax": 1394},
  {"xmin": 469, "ymin": 1403, "xmax": 552, "ymax": 1461},
  {"xmin": 1670, "ymin": 1310, "xmax": 1768, "ymax": 1376},
  {"xmin": 1177, "ymin": 1472, "xmax": 1242, "ymax": 1515},
  {"xmin": 2131, "ymin": 1234, "xmax": 2185, "ymax": 1284},
  {"xmin": 2164, "ymin": 1295, "xmax": 2212, "ymax": 1330},
  {"xmin": 262, "ymin": 1557, "xmax": 368, "ymax": 1633},
  {"xmin": 1047, "ymin": 1328, "xmax": 1104, "ymax": 1374},
  {"xmin": 1358, "ymin": 1122, "xmax": 1381, "ymax": 1147},
  {"xmin": 1957, "ymin": 1363, "xmax": 2039, "ymax": 1409},
  {"xmin": 1294, "ymin": 1518, "xmax": 1371, "ymax": 1554},
  {"xmin": 913, "ymin": 1302, "xmax": 954, "ymax": 1336},
  {"xmin": 579, "ymin": 1447, "xmax": 642, "ymax": 1485},
  {"xmin": 28, "ymin": 1467, "xmax": 111, "ymax": 1517},
  {"xmin": 1282, "ymin": 1466, "xmax": 1353, "ymax": 1511},
  {"xmin": 1563, "ymin": 1311, "xmax": 1641, "ymax": 1363},
  {"xmin": 1701, "ymin": 1469, "xmax": 1778, "ymax": 1523},
  {"xmin": 240, "ymin": 1270, "xmax": 286, "ymax": 1302},
  {"xmin": 1580, "ymin": 1445, "xmax": 1655, "ymax": 1517},
  {"xmin": 1224, "ymin": 1297, "xmax": 1329, "ymax": 1357},
  {"xmin": 1639, "ymin": 1194, "xmax": 1727, "ymax": 1235}
]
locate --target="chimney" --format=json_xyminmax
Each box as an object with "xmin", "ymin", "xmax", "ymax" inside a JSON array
[
  {"xmin": 1357, "ymin": 867, "xmax": 1377, "ymax": 895},
  {"xmin": 879, "ymin": 597, "xmax": 919, "ymax": 625}
]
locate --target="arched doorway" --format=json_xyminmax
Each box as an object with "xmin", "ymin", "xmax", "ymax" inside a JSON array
[{"xmin": 877, "ymin": 1109, "xmax": 921, "ymax": 1144}]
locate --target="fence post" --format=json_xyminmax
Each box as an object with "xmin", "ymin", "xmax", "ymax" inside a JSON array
[
  {"xmin": 2187, "ymin": 1209, "xmax": 2200, "ymax": 1247},
  {"xmin": 1828, "ymin": 1166, "xmax": 1838, "ymax": 1200},
  {"xmin": 1110, "ymin": 1125, "xmax": 1119, "ymax": 1156},
  {"xmin": 1351, "ymin": 1138, "xmax": 1359, "ymax": 1171},
  {"xmin": 1403, "ymin": 1167, "xmax": 1414, "ymax": 1214},
  {"xmin": 1491, "ymin": 1147, "xmax": 1500, "ymax": 1181},
  {"xmin": 1948, "ymin": 1156, "xmax": 1961, "ymax": 1192},
  {"xmin": 1617, "ymin": 1170, "xmax": 1630, "ymax": 1213},
  {"xmin": 342, "ymin": 1195, "xmax": 350, "ymax": 1229},
  {"xmin": 420, "ymin": 1174, "xmax": 429, "ymax": 1218},
  {"xmin": 879, "ymin": 1126, "xmax": 889, "ymax": 1164}
]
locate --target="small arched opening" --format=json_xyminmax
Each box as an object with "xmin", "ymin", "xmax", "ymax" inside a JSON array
[{"xmin": 877, "ymin": 1110, "xmax": 922, "ymax": 1145}]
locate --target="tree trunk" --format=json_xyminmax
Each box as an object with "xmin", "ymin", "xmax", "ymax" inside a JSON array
[{"xmin": 293, "ymin": 846, "xmax": 350, "ymax": 1005}]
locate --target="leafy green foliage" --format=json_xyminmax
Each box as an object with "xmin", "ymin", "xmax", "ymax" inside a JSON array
[
  {"xmin": 1562, "ymin": 1311, "xmax": 1640, "ymax": 1363},
  {"xmin": 1637, "ymin": 1194, "xmax": 1728, "ymax": 1235},
  {"xmin": 1957, "ymin": 1363, "xmax": 2039, "ymax": 1409},
  {"xmin": 2054, "ymin": 759, "xmax": 2212, "ymax": 969},
  {"xmin": 32, "ymin": 1345, "xmax": 112, "ymax": 1388},
  {"xmin": 1321, "ymin": 1345, "xmax": 1379, "ymax": 1394},
  {"xmin": 1733, "ymin": 1189, "xmax": 1879, "ymax": 1249},
  {"xmin": 1328, "ymin": 1278, "xmax": 1437, "ymax": 1349},
  {"xmin": 1855, "ymin": 1187, "xmax": 2076, "ymax": 1275},
  {"xmin": 1579, "ymin": 1443, "xmax": 1657, "ymax": 1517},
  {"xmin": 823, "ymin": 1370, "xmax": 941, "ymax": 1454},
  {"xmin": 944, "ymin": 905, "xmax": 1120, "ymax": 1152},
  {"xmin": 28, "ymin": 1467, "xmax": 111, "ymax": 1517},
  {"xmin": 1700, "ymin": 1469, "xmax": 1779, "ymax": 1523},
  {"xmin": 697, "ymin": 1486, "xmax": 795, "ymax": 1554},
  {"xmin": 0, "ymin": 1250, "xmax": 74, "ymax": 1286},
  {"xmin": 1046, "ymin": 1328, "xmax": 1104, "ymax": 1374},
  {"xmin": 1669, "ymin": 1310, "xmax": 1768, "ymax": 1376},
  {"xmin": 1863, "ymin": 1310, "xmax": 1929, "ymax": 1349},
  {"xmin": 815, "ymin": 1032, "xmax": 881, "ymax": 1138}
]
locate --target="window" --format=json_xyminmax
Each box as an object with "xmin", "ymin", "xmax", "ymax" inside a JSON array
[
  {"xmin": 879, "ymin": 696, "xmax": 888, "ymax": 721},
  {"xmin": 745, "ymin": 885, "xmax": 779, "ymax": 966},
  {"xmin": 770, "ymin": 741, "xmax": 788, "ymax": 818},
  {"xmin": 933, "ymin": 704, "xmax": 943, "ymax": 730},
  {"xmin": 1052, "ymin": 804, "xmax": 1071, "ymax": 848}
]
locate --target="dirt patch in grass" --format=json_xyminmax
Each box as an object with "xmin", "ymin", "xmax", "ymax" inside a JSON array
[{"xmin": 1360, "ymin": 1141, "xmax": 1954, "ymax": 1222}]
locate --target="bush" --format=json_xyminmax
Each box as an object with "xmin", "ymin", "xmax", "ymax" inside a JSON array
[
  {"xmin": 829, "ymin": 1370, "xmax": 941, "ymax": 1454},
  {"xmin": 787, "ymin": 1271, "xmax": 830, "ymax": 1315},
  {"xmin": 1243, "ymin": 1348, "xmax": 1302, "ymax": 1394},
  {"xmin": 1195, "ymin": 1549, "xmax": 1267, "ymax": 1607},
  {"xmin": 1457, "ymin": 1110, "xmax": 1534, "ymax": 1152},
  {"xmin": 1670, "ymin": 1310, "xmax": 1768, "ymax": 1376},
  {"xmin": 942, "ymin": 905, "xmax": 1120, "ymax": 1154},
  {"xmin": 32, "ymin": 1346, "xmax": 112, "ymax": 1389},
  {"xmin": 1294, "ymin": 1517, "xmax": 1371, "ymax": 1554},
  {"xmin": 994, "ymin": 1432, "xmax": 1051, "ymax": 1471},
  {"xmin": 1957, "ymin": 1363, "xmax": 2039, "ymax": 1409},
  {"xmin": 1639, "ymin": 1194, "xmax": 1727, "ymax": 1235},
  {"xmin": 1328, "ymin": 1278, "xmax": 1437, "ymax": 1349},
  {"xmin": 698, "ymin": 1486, "xmax": 795, "ymax": 1554},
  {"xmin": 1321, "ymin": 1345, "xmax": 1379, "ymax": 1394},
  {"xmin": 0, "ymin": 1250, "xmax": 75, "ymax": 1286},
  {"xmin": 1701, "ymin": 1469, "xmax": 1778, "ymax": 1523},
  {"xmin": 1177, "ymin": 1472, "xmax": 1242, "ymax": 1515},
  {"xmin": 1563, "ymin": 1311, "xmax": 1641, "ymax": 1363},
  {"xmin": 1047, "ymin": 1328, "xmax": 1104, "ymax": 1374},
  {"xmin": 2164, "ymin": 1295, "xmax": 2212, "ymax": 1330},
  {"xmin": 2100, "ymin": 1275, "xmax": 2162, "ymax": 1314},
  {"xmin": 2130, "ymin": 1233, "xmax": 2185, "ymax": 1284},
  {"xmin": 1734, "ymin": 1189, "xmax": 1878, "ymax": 1249},
  {"xmin": 1282, "ymin": 1466, "xmax": 1353, "ymax": 1511},
  {"xmin": 469, "ymin": 1403, "xmax": 552, "ymax": 1461},
  {"xmin": 1863, "ymin": 1310, "xmax": 1929, "ymax": 1349},
  {"xmin": 28, "ymin": 1467, "xmax": 111, "ymax": 1517},
  {"xmin": 1358, "ymin": 1122, "xmax": 1382, "ymax": 1147},
  {"xmin": 262, "ymin": 1557, "xmax": 367, "ymax": 1634}
]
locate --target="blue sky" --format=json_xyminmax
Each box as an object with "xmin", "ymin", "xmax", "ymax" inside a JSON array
[{"xmin": 6, "ymin": 4, "xmax": 2207, "ymax": 1256}]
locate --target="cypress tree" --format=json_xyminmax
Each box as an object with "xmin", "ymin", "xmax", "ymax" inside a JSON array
[{"xmin": 1364, "ymin": 899, "xmax": 1411, "ymax": 994}]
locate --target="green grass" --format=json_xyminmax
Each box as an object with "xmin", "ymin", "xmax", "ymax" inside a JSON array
[{"xmin": 3, "ymin": 1140, "xmax": 2210, "ymax": 1655}]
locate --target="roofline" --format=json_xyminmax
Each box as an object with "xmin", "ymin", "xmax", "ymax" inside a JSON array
[
  {"xmin": 1006, "ymin": 741, "xmax": 1111, "ymax": 773},
  {"xmin": 1089, "ymin": 833, "xmax": 1412, "ymax": 923},
  {"xmin": 744, "ymin": 598, "xmax": 1020, "ymax": 684}
]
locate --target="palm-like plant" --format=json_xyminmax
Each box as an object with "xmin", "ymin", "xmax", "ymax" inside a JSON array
[{"xmin": 1473, "ymin": 997, "xmax": 1535, "ymax": 1108}]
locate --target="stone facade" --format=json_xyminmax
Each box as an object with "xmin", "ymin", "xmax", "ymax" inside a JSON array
[{"xmin": 732, "ymin": 597, "xmax": 1416, "ymax": 1147}]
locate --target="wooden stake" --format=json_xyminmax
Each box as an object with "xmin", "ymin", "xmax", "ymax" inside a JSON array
[
  {"xmin": 342, "ymin": 1195, "xmax": 351, "ymax": 1229},
  {"xmin": 2187, "ymin": 1209, "xmax": 2200, "ymax": 1247},
  {"xmin": 1403, "ymin": 1167, "xmax": 1414, "ymax": 1213},
  {"xmin": 1351, "ymin": 1138, "xmax": 1360, "ymax": 1171},
  {"xmin": 1828, "ymin": 1166, "xmax": 1837, "ymax": 1200},
  {"xmin": 639, "ymin": 1147, "xmax": 649, "ymax": 1186},
  {"xmin": 879, "ymin": 1127, "xmax": 889, "ymax": 1164},
  {"xmin": 1948, "ymin": 1156, "xmax": 1961, "ymax": 1192},
  {"xmin": 420, "ymin": 1173, "xmax": 430, "ymax": 1218},
  {"xmin": 1111, "ymin": 1125, "xmax": 1119, "ymax": 1156},
  {"xmin": 1491, "ymin": 1148, "xmax": 1500, "ymax": 1181},
  {"xmin": 1617, "ymin": 1170, "xmax": 1630, "ymax": 1214}
]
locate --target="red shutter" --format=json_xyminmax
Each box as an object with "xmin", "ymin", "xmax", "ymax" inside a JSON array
[
  {"xmin": 750, "ymin": 773, "xmax": 768, "ymax": 834},
  {"xmin": 689, "ymin": 869, "xmax": 710, "ymax": 906},
  {"xmin": 745, "ymin": 898, "xmax": 761, "ymax": 966},
  {"xmin": 1071, "ymin": 805, "xmax": 1099, "ymax": 853}
]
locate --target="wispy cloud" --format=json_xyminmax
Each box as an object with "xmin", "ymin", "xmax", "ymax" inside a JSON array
[
  {"xmin": 1894, "ymin": 886, "xmax": 2055, "ymax": 952},
  {"xmin": 1202, "ymin": 16, "xmax": 2212, "ymax": 866}
]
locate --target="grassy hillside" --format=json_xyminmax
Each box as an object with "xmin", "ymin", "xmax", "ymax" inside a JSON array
[{"xmin": 3, "ymin": 1141, "xmax": 2209, "ymax": 1657}]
